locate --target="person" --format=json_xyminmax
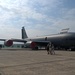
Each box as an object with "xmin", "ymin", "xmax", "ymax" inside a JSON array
[
  {"xmin": 50, "ymin": 44, "xmax": 55, "ymax": 55},
  {"xmin": 47, "ymin": 42, "xmax": 55, "ymax": 55},
  {"xmin": 47, "ymin": 42, "xmax": 51, "ymax": 54}
]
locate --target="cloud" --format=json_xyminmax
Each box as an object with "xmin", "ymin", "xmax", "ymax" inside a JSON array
[
  {"xmin": 0, "ymin": 0, "xmax": 75, "ymax": 39},
  {"xmin": 63, "ymin": 9, "xmax": 75, "ymax": 20},
  {"xmin": 52, "ymin": 8, "xmax": 75, "ymax": 32},
  {"xmin": 27, "ymin": 7, "xmax": 75, "ymax": 37}
]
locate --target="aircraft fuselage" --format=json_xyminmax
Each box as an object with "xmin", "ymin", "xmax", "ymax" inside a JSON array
[{"xmin": 25, "ymin": 32, "xmax": 75, "ymax": 50}]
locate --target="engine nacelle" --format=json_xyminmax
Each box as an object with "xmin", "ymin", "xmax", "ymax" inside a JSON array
[
  {"xmin": 24, "ymin": 41, "xmax": 32, "ymax": 48},
  {"xmin": 24, "ymin": 41, "xmax": 38, "ymax": 50},
  {"xmin": 31, "ymin": 42, "xmax": 38, "ymax": 50},
  {"xmin": 4, "ymin": 40, "xmax": 13, "ymax": 47}
]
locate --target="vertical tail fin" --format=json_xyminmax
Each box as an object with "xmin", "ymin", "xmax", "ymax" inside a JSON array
[{"xmin": 22, "ymin": 27, "xmax": 28, "ymax": 39}]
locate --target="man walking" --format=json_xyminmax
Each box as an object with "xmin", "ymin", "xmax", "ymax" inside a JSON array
[
  {"xmin": 47, "ymin": 42, "xmax": 51, "ymax": 54},
  {"xmin": 50, "ymin": 44, "xmax": 55, "ymax": 55},
  {"xmin": 47, "ymin": 42, "xmax": 55, "ymax": 55}
]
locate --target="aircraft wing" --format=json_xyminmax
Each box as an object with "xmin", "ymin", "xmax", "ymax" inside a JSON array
[
  {"xmin": 0, "ymin": 39, "xmax": 6, "ymax": 41},
  {"xmin": 0, "ymin": 38, "xmax": 26, "ymax": 42},
  {"xmin": 10, "ymin": 38, "xmax": 27, "ymax": 42},
  {"xmin": 30, "ymin": 41, "xmax": 50, "ymax": 47},
  {"xmin": 0, "ymin": 38, "xmax": 27, "ymax": 47},
  {"xmin": 33, "ymin": 41, "xmax": 49, "ymax": 46}
]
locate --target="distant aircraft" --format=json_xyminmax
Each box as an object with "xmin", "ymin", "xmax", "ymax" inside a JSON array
[{"xmin": 0, "ymin": 27, "xmax": 75, "ymax": 51}]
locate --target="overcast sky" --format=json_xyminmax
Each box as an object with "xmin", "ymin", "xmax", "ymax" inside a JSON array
[{"xmin": 0, "ymin": 0, "xmax": 75, "ymax": 39}]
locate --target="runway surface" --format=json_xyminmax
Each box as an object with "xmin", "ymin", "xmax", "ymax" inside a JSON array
[{"xmin": 0, "ymin": 49, "xmax": 75, "ymax": 75}]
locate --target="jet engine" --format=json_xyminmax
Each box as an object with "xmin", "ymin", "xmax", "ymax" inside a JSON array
[
  {"xmin": 25, "ymin": 41, "xmax": 38, "ymax": 49},
  {"xmin": 4, "ymin": 40, "xmax": 13, "ymax": 47},
  {"xmin": 30, "ymin": 42, "xmax": 38, "ymax": 50},
  {"xmin": 24, "ymin": 41, "xmax": 32, "ymax": 48}
]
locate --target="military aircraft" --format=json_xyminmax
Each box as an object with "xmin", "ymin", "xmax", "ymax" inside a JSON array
[{"xmin": 0, "ymin": 27, "xmax": 75, "ymax": 51}]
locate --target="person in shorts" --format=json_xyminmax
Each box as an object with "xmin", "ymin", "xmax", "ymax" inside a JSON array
[
  {"xmin": 47, "ymin": 42, "xmax": 51, "ymax": 54},
  {"xmin": 47, "ymin": 42, "xmax": 55, "ymax": 55}
]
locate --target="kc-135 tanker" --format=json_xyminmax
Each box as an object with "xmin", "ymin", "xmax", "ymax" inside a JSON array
[{"xmin": 0, "ymin": 27, "xmax": 75, "ymax": 51}]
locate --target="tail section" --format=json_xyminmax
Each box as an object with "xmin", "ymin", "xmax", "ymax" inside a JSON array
[{"xmin": 22, "ymin": 27, "xmax": 28, "ymax": 39}]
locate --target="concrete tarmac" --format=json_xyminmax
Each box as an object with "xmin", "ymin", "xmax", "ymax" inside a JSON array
[{"xmin": 0, "ymin": 49, "xmax": 75, "ymax": 75}]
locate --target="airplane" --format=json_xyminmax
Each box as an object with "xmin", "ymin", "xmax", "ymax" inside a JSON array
[{"xmin": 0, "ymin": 27, "xmax": 75, "ymax": 51}]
